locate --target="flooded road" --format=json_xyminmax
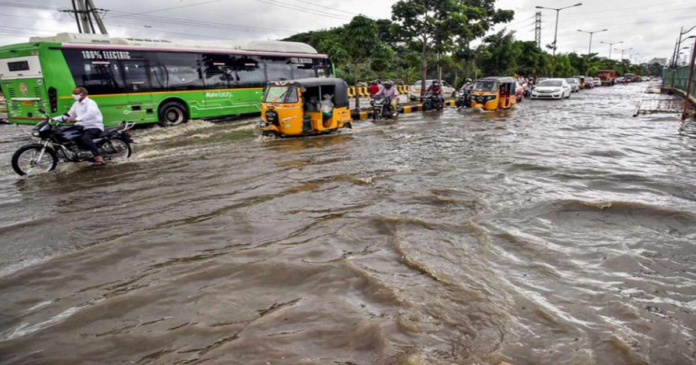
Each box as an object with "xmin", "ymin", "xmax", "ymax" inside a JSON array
[{"xmin": 0, "ymin": 83, "xmax": 695, "ymax": 364}]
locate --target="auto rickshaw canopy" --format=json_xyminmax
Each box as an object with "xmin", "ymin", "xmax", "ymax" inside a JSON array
[{"xmin": 268, "ymin": 78, "xmax": 349, "ymax": 108}]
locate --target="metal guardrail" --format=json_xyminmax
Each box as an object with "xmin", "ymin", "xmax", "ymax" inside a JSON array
[{"xmin": 663, "ymin": 66, "xmax": 696, "ymax": 100}]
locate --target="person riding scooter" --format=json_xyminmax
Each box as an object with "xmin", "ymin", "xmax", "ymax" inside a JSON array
[{"xmin": 375, "ymin": 80, "xmax": 399, "ymax": 117}]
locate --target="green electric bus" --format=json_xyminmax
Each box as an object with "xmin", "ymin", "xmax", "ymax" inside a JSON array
[{"xmin": 0, "ymin": 33, "xmax": 331, "ymax": 126}]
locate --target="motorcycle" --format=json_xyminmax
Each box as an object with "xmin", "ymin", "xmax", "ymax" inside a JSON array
[
  {"xmin": 422, "ymin": 92, "xmax": 444, "ymax": 111},
  {"xmin": 11, "ymin": 111, "xmax": 135, "ymax": 176},
  {"xmin": 371, "ymin": 95, "xmax": 399, "ymax": 120},
  {"xmin": 455, "ymin": 89, "xmax": 471, "ymax": 108}
]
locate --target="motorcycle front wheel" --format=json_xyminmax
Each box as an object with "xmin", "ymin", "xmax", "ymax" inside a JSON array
[{"xmin": 12, "ymin": 144, "xmax": 58, "ymax": 176}]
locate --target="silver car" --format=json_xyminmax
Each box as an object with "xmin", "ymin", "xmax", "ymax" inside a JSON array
[{"xmin": 566, "ymin": 78, "xmax": 580, "ymax": 93}]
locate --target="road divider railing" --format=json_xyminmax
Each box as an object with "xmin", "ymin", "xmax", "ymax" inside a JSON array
[
  {"xmin": 347, "ymin": 85, "xmax": 411, "ymax": 99},
  {"xmin": 351, "ymin": 99, "xmax": 457, "ymax": 120},
  {"xmin": 663, "ymin": 66, "xmax": 696, "ymax": 120},
  {"xmin": 663, "ymin": 67, "xmax": 696, "ymax": 101}
]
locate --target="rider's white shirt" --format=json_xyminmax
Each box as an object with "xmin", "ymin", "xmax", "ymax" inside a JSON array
[{"xmin": 62, "ymin": 97, "xmax": 104, "ymax": 131}]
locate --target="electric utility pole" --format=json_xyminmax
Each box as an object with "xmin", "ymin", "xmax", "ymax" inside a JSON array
[
  {"xmin": 60, "ymin": 0, "xmax": 109, "ymax": 34},
  {"xmin": 534, "ymin": 12, "xmax": 542, "ymax": 48}
]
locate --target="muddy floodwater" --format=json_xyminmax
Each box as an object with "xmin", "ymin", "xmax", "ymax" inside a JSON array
[{"xmin": 0, "ymin": 83, "xmax": 695, "ymax": 365}]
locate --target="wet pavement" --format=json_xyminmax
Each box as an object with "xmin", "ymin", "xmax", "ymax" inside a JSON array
[{"xmin": 0, "ymin": 83, "xmax": 695, "ymax": 365}]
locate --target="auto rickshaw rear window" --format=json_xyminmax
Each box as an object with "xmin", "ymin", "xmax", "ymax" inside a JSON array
[{"xmin": 264, "ymin": 86, "xmax": 298, "ymax": 103}]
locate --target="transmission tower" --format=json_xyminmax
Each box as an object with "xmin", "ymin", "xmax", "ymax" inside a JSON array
[
  {"xmin": 534, "ymin": 11, "xmax": 542, "ymax": 48},
  {"xmin": 60, "ymin": 0, "xmax": 109, "ymax": 34}
]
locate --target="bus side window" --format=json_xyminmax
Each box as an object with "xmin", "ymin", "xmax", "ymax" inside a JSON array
[
  {"xmin": 62, "ymin": 50, "xmax": 125, "ymax": 94},
  {"xmin": 122, "ymin": 60, "xmax": 151, "ymax": 92},
  {"xmin": 264, "ymin": 56, "xmax": 293, "ymax": 83},
  {"xmin": 292, "ymin": 59, "xmax": 317, "ymax": 79},
  {"xmin": 156, "ymin": 53, "xmax": 203, "ymax": 90},
  {"xmin": 230, "ymin": 56, "xmax": 265, "ymax": 88},
  {"xmin": 202, "ymin": 54, "xmax": 234, "ymax": 89}
]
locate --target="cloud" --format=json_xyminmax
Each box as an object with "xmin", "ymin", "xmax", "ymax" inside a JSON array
[{"xmin": 0, "ymin": 0, "xmax": 690, "ymax": 64}]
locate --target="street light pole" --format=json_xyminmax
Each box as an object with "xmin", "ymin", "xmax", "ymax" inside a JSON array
[
  {"xmin": 577, "ymin": 29, "xmax": 608, "ymax": 54},
  {"xmin": 682, "ymin": 36, "xmax": 696, "ymax": 121},
  {"xmin": 616, "ymin": 47, "xmax": 633, "ymax": 61},
  {"xmin": 675, "ymin": 26, "xmax": 696, "ymax": 67},
  {"xmin": 601, "ymin": 41, "xmax": 623, "ymax": 59},
  {"xmin": 536, "ymin": 2, "xmax": 583, "ymax": 77}
]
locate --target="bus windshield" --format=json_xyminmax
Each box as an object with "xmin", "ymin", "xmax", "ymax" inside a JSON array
[
  {"xmin": 474, "ymin": 81, "xmax": 498, "ymax": 92},
  {"xmin": 264, "ymin": 86, "xmax": 298, "ymax": 103}
]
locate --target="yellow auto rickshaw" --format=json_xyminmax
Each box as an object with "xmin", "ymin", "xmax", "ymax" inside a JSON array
[
  {"xmin": 260, "ymin": 78, "xmax": 353, "ymax": 137},
  {"xmin": 469, "ymin": 77, "xmax": 518, "ymax": 111}
]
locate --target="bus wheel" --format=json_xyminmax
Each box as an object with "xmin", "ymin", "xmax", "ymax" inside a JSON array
[{"xmin": 159, "ymin": 102, "xmax": 188, "ymax": 127}]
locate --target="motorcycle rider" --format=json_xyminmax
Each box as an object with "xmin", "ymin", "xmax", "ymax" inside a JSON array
[
  {"xmin": 375, "ymin": 80, "xmax": 399, "ymax": 117},
  {"xmin": 426, "ymin": 80, "xmax": 444, "ymax": 104},
  {"xmin": 369, "ymin": 80, "xmax": 381, "ymax": 96},
  {"xmin": 461, "ymin": 78, "xmax": 473, "ymax": 92},
  {"xmin": 53, "ymin": 87, "xmax": 106, "ymax": 166}
]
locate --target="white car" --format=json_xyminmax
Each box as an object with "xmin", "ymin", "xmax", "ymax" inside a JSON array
[
  {"xmin": 531, "ymin": 79, "xmax": 572, "ymax": 100},
  {"xmin": 408, "ymin": 80, "xmax": 455, "ymax": 100},
  {"xmin": 594, "ymin": 78, "xmax": 602, "ymax": 87},
  {"xmin": 566, "ymin": 78, "xmax": 581, "ymax": 93}
]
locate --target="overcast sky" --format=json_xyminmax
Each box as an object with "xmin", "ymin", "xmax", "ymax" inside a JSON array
[{"xmin": 0, "ymin": 0, "xmax": 694, "ymax": 64}]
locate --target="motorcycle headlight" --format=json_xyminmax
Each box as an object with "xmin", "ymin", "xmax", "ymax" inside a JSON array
[{"xmin": 32, "ymin": 130, "xmax": 40, "ymax": 137}]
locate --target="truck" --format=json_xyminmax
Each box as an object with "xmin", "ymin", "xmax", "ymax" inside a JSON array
[{"xmin": 596, "ymin": 70, "xmax": 617, "ymax": 86}]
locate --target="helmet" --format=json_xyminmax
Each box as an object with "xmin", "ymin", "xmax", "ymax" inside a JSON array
[
  {"xmin": 384, "ymin": 81, "xmax": 393, "ymax": 89},
  {"xmin": 433, "ymin": 81, "xmax": 441, "ymax": 86},
  {"xmin": 466, "ymin": 78, "xmax": 472, "ymax": 83},
  {"xmin": 372, "ymin": 80, "xmax": 378, "ymax": 85}
]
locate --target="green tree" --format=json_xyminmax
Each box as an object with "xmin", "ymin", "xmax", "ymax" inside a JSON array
[
  {"xmin": 392, "ymin": 0, "xmax": 512, "ymax": 96},
  {"xmin": 341, "ymin": 15, "xmax": 393, "ymax": 108},
  {"xmin": 514, "ymin": 41, "xmax": 550, "ymax": 77},
  {"xmin": 475, "ymin": 30, "xmax": 520, "ymax": 76}
]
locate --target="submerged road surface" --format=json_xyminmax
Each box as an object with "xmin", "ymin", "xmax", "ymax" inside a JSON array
[{"xmin": 0, "ymin": 83, "xmax": 695, "ymax": 365}]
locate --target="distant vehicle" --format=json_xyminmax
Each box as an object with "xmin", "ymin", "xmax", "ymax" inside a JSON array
[
  {"xmin": 623, "ymin": 73, "xmax": 635, "ymax": 83},
  {"xmin": 616, "ymin": 76, "xmax": 625, "ymax": 84},
  {"xmin": 572, "ymin": 75, "xmax": 586, "ymax": 88},
  {"xmin": 0, "ymin": 33, "xmax": 332, "ymax": 127},
  {"xmin": 597, "ymin": 70, "xmax": 617, "ymax": 86},
  {"xmin": 583, "ymin": 77, "xmax": 596, "ymax": 89},
  {"xmin": 515, "ymin": 82, "xmax": 525, "ymax": 102},
  {"xmin": 409, "ymin": 80, "xmax": 455, "ymax": 100},
  {"xmin": 531, "ymin": 78, "xmax": 572, "ymax": 100},
  {"xmin": 594, "ymin": 78, "xmax": 602, "ymax": 87},
  {"xmin": 421, "ymin": 92, "xmax": 445, "ymax": 111},
  {"xmin": 566, "ymin": 78, "xmax": 581, "ymax": 92},
  {"xmin": 470, "ymin": 77, "xmax": 519, "ymax": 110},
  {"xmin": 259, "ymin": 78, "xmax": 353, "ymax": 137}
]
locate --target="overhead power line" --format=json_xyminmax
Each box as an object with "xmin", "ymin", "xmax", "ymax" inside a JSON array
[
  {"xmin": 254, "ymin": 0, "xmax": 352, "ymax": 20},
  {"xmin": 107, "ymin": 0, "xmax": 223, "ymax": 19},
  {"xmin": 288, "ymin": 0, "xmax": 359, "ymax": 16}
]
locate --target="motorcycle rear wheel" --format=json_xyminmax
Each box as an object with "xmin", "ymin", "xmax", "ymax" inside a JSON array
[
  {"xmin": 12, "ymin": 144, "xmax": 58, "ymax": 176},
  {"xmin": 101, "ymin": 139, "xmax": 132, "ymax": 161}
]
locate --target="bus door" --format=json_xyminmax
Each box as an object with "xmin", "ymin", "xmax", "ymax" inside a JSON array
[{"xmin": 122, "ymin": 60, "xmax": 153, "ymax": 122}]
